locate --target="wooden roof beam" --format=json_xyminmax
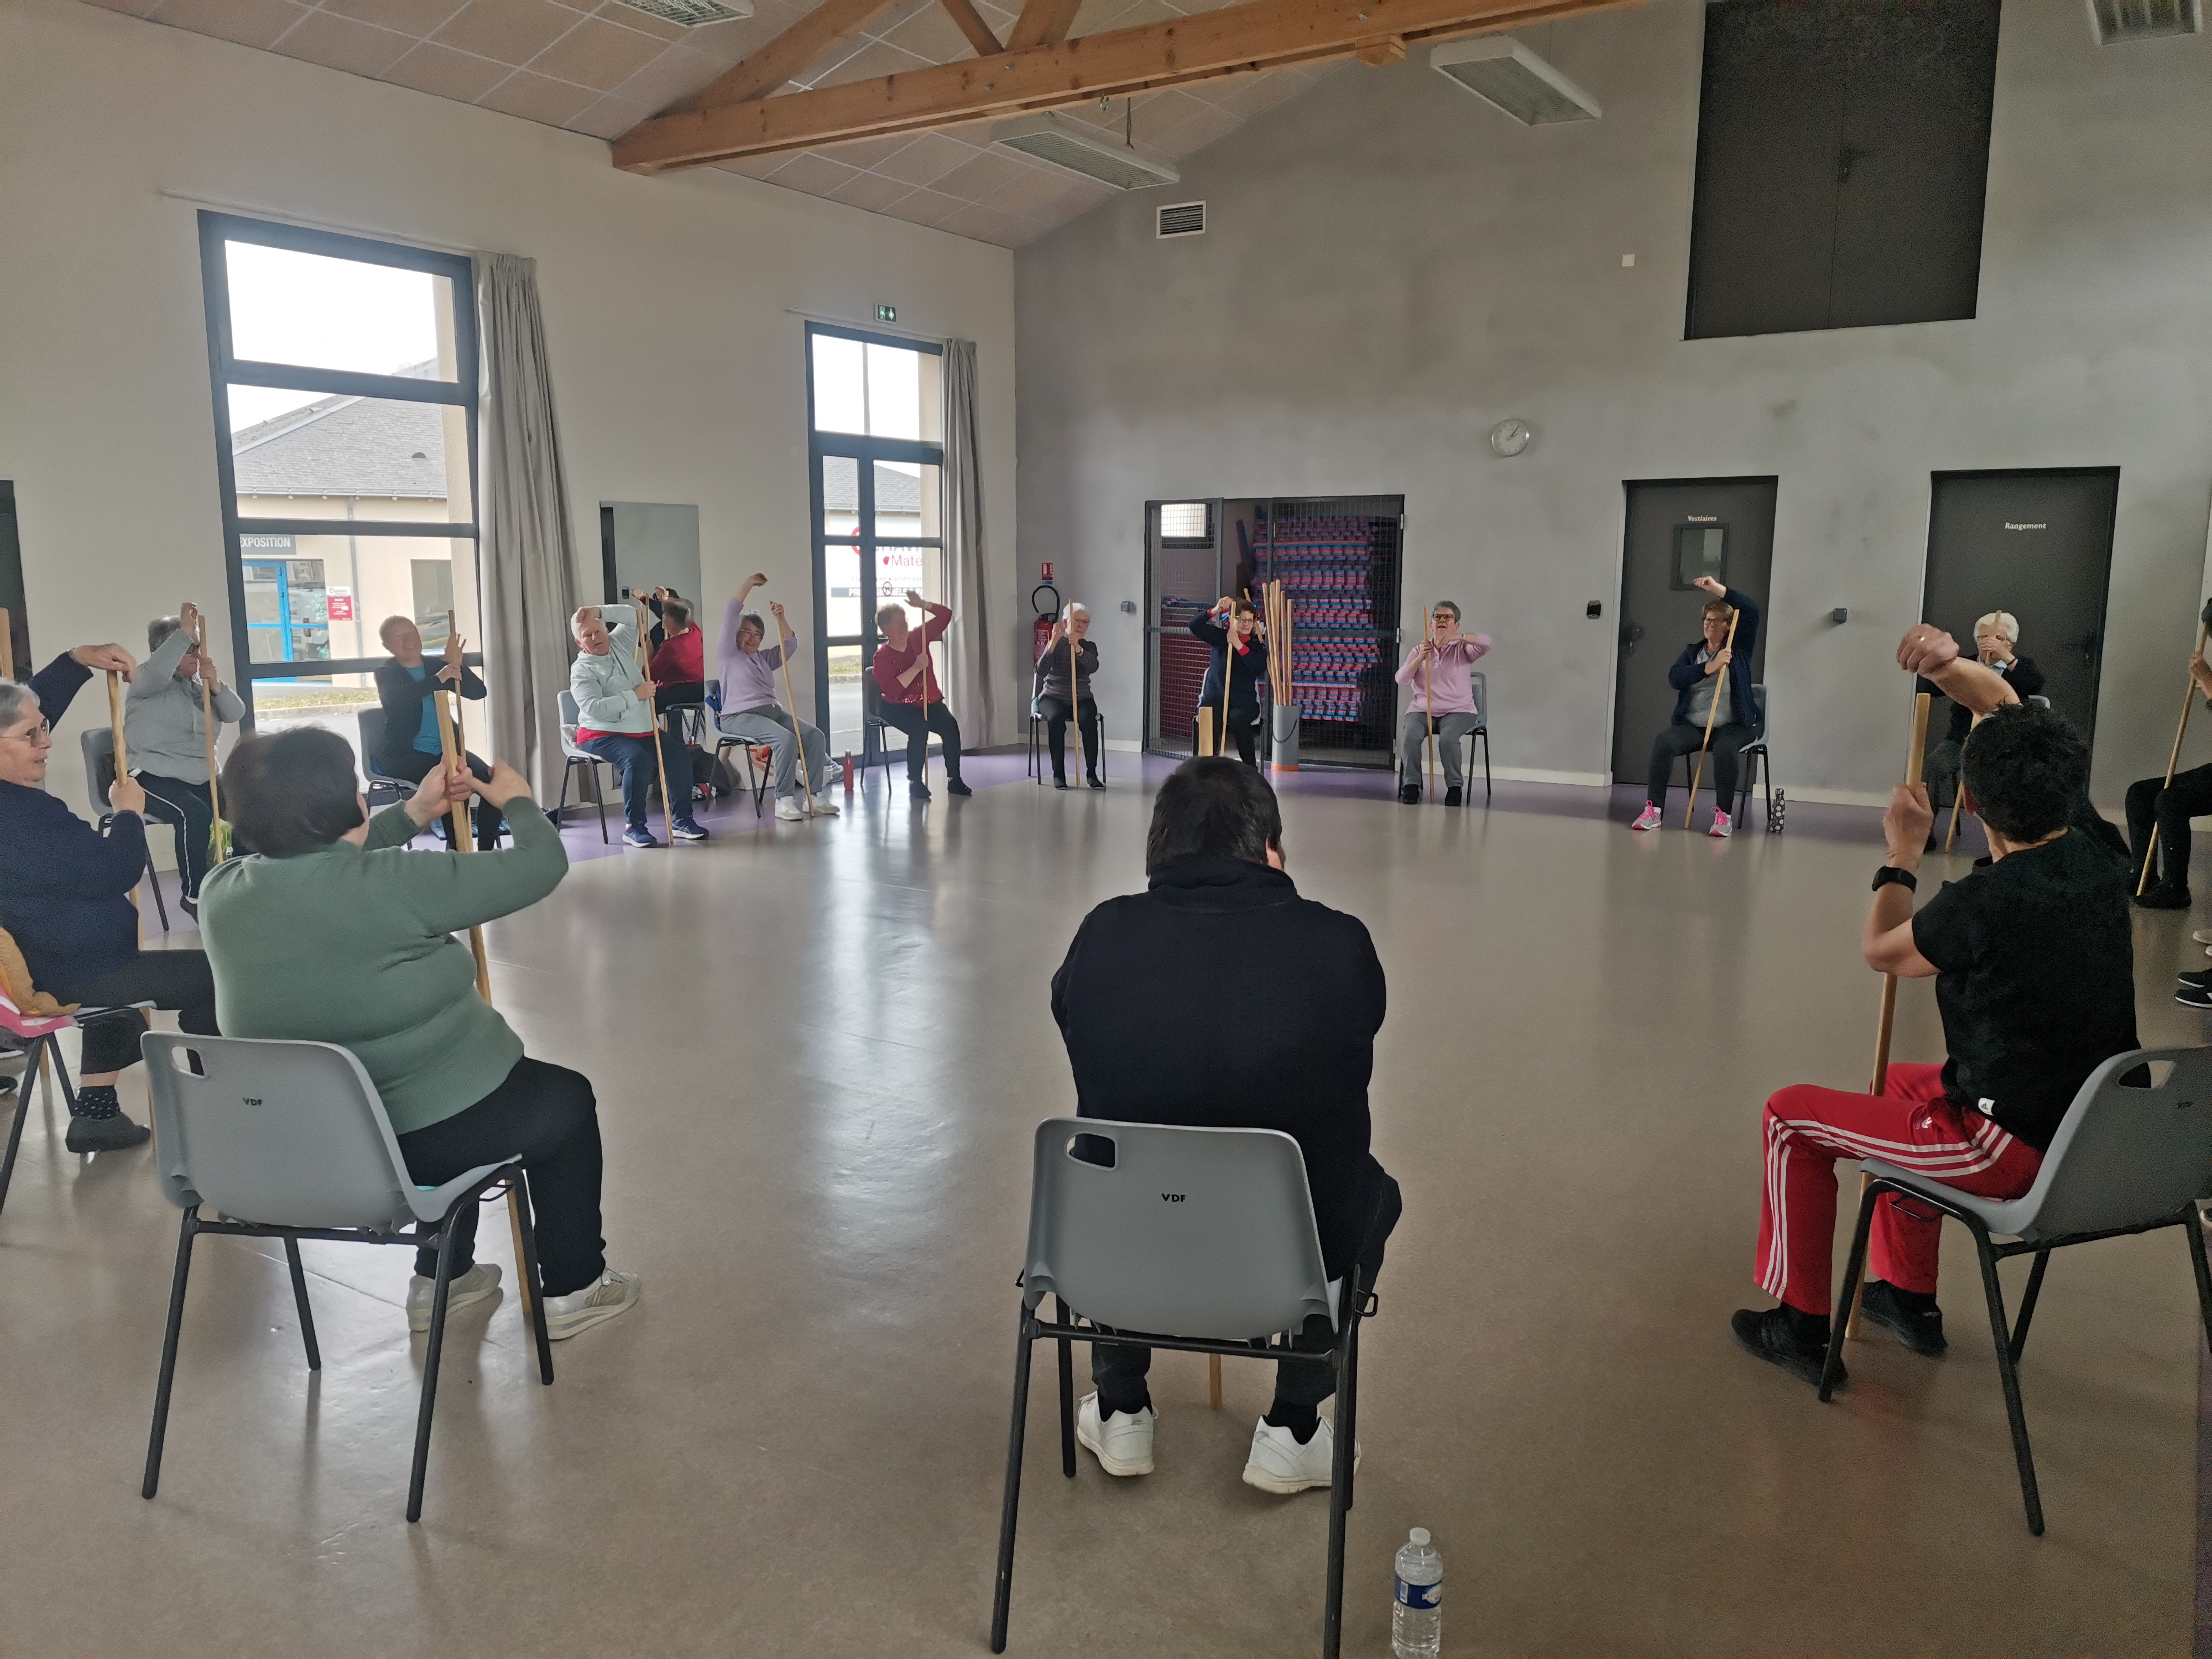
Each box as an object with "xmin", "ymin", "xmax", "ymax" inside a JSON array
[
  {"xmin": 669, "ymin": 0, "xmax": 912, "ymax": 113},
  {"xmin": 617, "ymin": 0, "xmax": 1630, "ymax": 172},
  {"xmin": 1004, "ymin": 0, "xmax": 1084, "ymax": 50},
  {"xmin": 940, "ymin": 0, "xmax": 1005, "ymax": 55}
]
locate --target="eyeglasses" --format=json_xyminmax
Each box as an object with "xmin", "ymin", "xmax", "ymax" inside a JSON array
[{"xmin": 0, "ymin": 721, "xmax": 53, "ymax": 747}]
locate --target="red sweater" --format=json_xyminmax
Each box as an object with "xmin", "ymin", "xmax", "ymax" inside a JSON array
[
  {"xmin": 871, "ymin": 605, "xmax": 951, "ymax": 706},
  {"xmin": 650, "ymin": 626, "xmax": 703, "ymax": 686}
]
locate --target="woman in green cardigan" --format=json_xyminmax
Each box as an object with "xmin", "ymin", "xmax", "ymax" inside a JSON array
[{"xmin": 200, "ymin": 728, "xmax": 639, "ymax": 1342}]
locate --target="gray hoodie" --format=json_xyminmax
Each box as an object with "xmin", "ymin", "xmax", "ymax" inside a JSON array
[{"xmin": 125, "ymin": 628, "xmax": 243, "ymax": 784}]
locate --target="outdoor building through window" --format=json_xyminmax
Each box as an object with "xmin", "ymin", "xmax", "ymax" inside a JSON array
[
  {"xmin": 807, "ymin": 325, "xmax": 943, "ymax": 760},
  {"xmin": 200, "ymin": 214, "xmax": 480, "ymax": 763}
]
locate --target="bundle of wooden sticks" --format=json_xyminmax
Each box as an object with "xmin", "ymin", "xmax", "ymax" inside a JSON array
[{"xmin": 1261, "ymin": 580, "xmax": 1293, "ymax": 706}]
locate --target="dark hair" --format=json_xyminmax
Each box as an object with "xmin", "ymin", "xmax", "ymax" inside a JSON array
[
  {"xmin": 663, "ymin": 598, "xmax": 693, "ymax": 631},
  {"xmin": 1145, "ymin": 758, "xmax": 1282, "ymax": 874},
  {"xmin": 1960, "ymin": 702, "xmax": 2086, "ymax": 842},
  {"xmin": 149, "ymin": 615, "xmax": 183, "ymax": 653},
  {"xmin": 220, "ymin": 728, "xmax": 366, "ymax": 857}
]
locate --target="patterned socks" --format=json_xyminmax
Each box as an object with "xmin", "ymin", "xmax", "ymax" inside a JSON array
[{"xmin": 71, "ymin": 1084, "xmax": 122, "ymax": 1120}]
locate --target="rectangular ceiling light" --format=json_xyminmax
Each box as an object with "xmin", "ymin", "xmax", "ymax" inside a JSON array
[
  {"xmin": 610, "ymin": 0, "xmax": 750, "ymax": 24},
  {"xmin": 2088, "ymin": 0, "xmax": 2200, "ymax": 41},
  {"xmin": 1430, "ymin": 36, "xmax": 1601, "ymax": 125},
  {"xmin": 991, "ymin": 113, "xmax": 1181, "ymax": 191}
]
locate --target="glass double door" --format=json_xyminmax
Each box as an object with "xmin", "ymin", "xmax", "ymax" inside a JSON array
[{"xmin": 815, "ymin": 445, "xmax": 943, "ymax": 761}]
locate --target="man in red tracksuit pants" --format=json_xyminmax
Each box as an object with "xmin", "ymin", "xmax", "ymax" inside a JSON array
[{"xmin": 1732, "ymin": 633, "xmax": 2136, "ymax": 1385}]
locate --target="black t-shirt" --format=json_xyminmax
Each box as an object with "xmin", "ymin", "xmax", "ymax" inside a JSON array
[{"xmin": 1911, "ymin": 820, "xmax": 2136, "ymax": 1151}]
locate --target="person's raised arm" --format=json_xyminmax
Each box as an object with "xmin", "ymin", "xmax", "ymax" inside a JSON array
[
  {"xmin": 763, "ymin": 600, "xmax": 796, "ymax": 670},
  {"xmin": 1863, "ymin": 784, "xmax": 1939, "ymax": 977},
  {"xmin": 129, "ymin": 625, "xmax": 190, "ymax": 702},
  {"xmin": 1898, "ymin": 625, "xmax": 2020, "ymax": 718},
  {"xmin": 1392, "ymin": 639, "xmax": 1429, "ymax": 687},
  {"xmin": 390, "ymin": 761, "xmax": 567, "ymax": 935}
]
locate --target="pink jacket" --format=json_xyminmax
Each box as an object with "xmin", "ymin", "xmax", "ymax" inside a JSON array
[{"xmin": 1394, "ymin": 634, "xmax": 1491, "ymax": 716}]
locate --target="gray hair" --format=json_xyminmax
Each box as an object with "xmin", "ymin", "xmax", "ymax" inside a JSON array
[
  {"xmin": 149, "ymin": 615, "xmax": 184, "ymax": 653},
  {"xmin": 1974, "ymin": 611, "xmax": 2020, "ymax": 643},
  {"xmin": 737, "ymin": 611, "xmax": 765, "ymax": 639},
  {"xmin": 0, "ymin": 680, "xmax": 37, "ymax": 733},
  {"xmin": 1432, "ymin": 601, "xmax": 1462, "ymax": 624}
]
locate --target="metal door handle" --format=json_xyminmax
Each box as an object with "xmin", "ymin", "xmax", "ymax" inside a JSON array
[
  {"xmin": 2080, "ymin": 633, "xmax": 2098, "ymax": 669},
  {"xmin": 1623, "ymin": 622, "xmax": 1644, "ymax": 657}
]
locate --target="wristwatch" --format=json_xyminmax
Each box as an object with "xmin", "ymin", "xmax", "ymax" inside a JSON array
[{"xmin": 1871, "ymin": 865, "xmax": 1918, "ymax": 894}]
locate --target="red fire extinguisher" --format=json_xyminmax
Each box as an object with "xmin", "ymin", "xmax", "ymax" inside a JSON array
[{"xmin": 1032, "ymin": 566, "xmax": 1060, "ymax": 663}]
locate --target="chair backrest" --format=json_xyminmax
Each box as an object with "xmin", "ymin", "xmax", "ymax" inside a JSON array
[
  {"xmin": 143, "ymin": 1032, "xmax": 435, "ymax": 1230},
  {"xmin": 2010, "ymin": 1046, "xmax": 2212, "ymax": 1238},
  {"xmin": 557, "ymin": 689, "xmax": 589, "ymax": 760},
  {"xmin": 1021, "ymin": 1118, "xmax": 1334, "ymax": 1339},
  {"xmin": 862, "ymin": 670, "xmax": 884, "ymax": 723},
  {"xmin": 1750, "ymin": 683, "xmax": 1768, "ymax": 743},
  {"xmin": 356, "ymin": 707, "xmax": 394, "ymax": 777},
  {"xmin": 1470, "ymin": 671, "xmax": 1486, "ymax": 728},
  {"xmin": 81, "ymin": 725, "xmax": 116, "ymax": 803},
  {"xmin": 2028, "ymin": 693, "xmax": 2051, "ymax": 709}
]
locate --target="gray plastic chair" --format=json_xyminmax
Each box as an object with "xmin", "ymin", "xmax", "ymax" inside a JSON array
[
  {"xmin": 705, "ymin": 681, "xmax": 773, "ymax": 820},
  {"xmin": 79, "ymin": 726, "xmax": 170, "ymax": 932},
  {"xmin": 991, "ymin": 1118, "xmax": 1370, "ymax": 1658},
  {"xmin": 1821, "ymin": 1045, "xmax": 2212, "ymax": 1535},
  {"xmin": 355, "ymin": 706, "xmax": 413, "ymax": 810},
  {"xmin": 139, "ymin": 1033, "xmax": 554, "ymax": 1522},
  {"xmin": 552, "ymin": 688, "xmax": 611, "ymax": 842},
  {"xmin": 1447, "ymin": 670, "xmax": 1491, "ymax": 804},
  {"xmin": 1734, "ymin": 683, "xmax": 1780, "ymax": 832}
]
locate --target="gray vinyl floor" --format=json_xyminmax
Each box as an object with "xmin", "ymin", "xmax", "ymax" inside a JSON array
[{"xmin": 1, "ymin": 763, "xmax": 2201, "ymax": 1657}]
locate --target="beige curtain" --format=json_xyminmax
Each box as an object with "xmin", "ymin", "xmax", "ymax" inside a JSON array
[
  {"xmin": 477, "ymin": 254, "xmax": 578, "ymax": 801},
  {"xmin": 941, "ymin": 340, "xmax": 997, "ymax": 745}
]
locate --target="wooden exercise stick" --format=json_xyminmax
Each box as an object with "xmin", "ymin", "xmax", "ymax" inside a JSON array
[
  {"xmin": 1220, "ymin": 602, "xmax": 1238, "ymax": 766},
  {"xmin": 773, "ymin": 607, "xmax": 813, "ymax": 818},
  {"xmin": 193, "ymin": 612, "xmax": 225, "ymax": 865},
  {"xmin": 0, "ymin": 606, "xmax": 12, "ymax": 680},
  {"xmin": 1196, "ymin": 705, "xmax": 1216, "ymax": 760},
  {"xmin": 630, "ymin": 601, "xmax": 679, "ymax": 842},
  {"xmin": 1423, "ymin": 603, "xmax": 1437, "ymax": 799},
  {"xmin": 1845, "ymin": 691, "xmax": 1933, "ymax": 1342},
  {"xmin": 1682, "ymin": 605, "xmax": 1743, "ymax": 829},
  {"xmin": 107, "ymin": 671, "xmax": 138, "ymax": 918},
  {"xmin": 2137, "ymin": 604, "xmax": 2212, "ymax": 896},
  {"xmin": 1942, "ymin": 712, "xmax": 1983, "ymax": 852},
  {"xmin": 1068, "ymin": 606, "xmax": 1082, "ymax": 779}
]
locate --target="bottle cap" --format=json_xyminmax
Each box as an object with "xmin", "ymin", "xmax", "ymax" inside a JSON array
[{"xmin": 1407, "ymin": 1528, "xmax": 1430, "ymax": 1546}]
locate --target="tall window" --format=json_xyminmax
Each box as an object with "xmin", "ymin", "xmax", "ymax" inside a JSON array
[
  {"xmin": 806, "ymin": 325, "xmax": 943, "ymax": 760},
  {"xmin": 199, "ymin": 213, "xmax": 480, "ymax": 758}
]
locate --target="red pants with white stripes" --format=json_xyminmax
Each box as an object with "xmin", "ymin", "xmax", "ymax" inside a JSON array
[{"xmin": 1757, "ymin": 1062, "xmax": 2041, "ymax": 1316}]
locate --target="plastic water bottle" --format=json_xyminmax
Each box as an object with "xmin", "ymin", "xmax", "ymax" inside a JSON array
[{"xmin": 1392, "ymin": 1527, "xmax": 1442, "ymax": 1658}]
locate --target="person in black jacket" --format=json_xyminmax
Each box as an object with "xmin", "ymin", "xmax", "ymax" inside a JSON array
[
  {"xmin": 1921, "ymin": 611, "xmax": 2043, "ymax": 821},
  {"xmin": 0, "ymin": 643, "xmax": 218, "ymax": 1150},
  {"xmin": 1632, "ymin": 576, "xmax": 1762, "ymax": 837},
  {"xmin": 1050, "ymin": 758, "xmax": 1401, "ymax": 1495},
  {"xmin": 372, "ymin": 615, "xmax": 498, "ymax": 849},
  {"xmin": 1188, "ymin": 597, "xmax": 1269, "ymax": 767}
]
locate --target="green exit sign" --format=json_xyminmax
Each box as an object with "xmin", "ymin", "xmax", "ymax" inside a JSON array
[{"xmin": 875, "ymin": 305, "xmax": 896, "ymax": 322}]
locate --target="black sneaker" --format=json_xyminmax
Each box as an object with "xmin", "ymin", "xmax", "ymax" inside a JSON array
[
  {"xmin": 66, "ymin": 1112, "xmax": 152, "ymax": 1153},
  {"xmin": 1729, "ymin": 1306, "xmax": 1843, "ymax": 1387},
  {"xmin": 1087, "ymin": 774, "xmax": 1104, "ymax": 790},
  {"xmin": 1859, "ymin": 1280, "xmax": 1947, "ymax": 1355},
  {"xmin": 910, "ymin": 781, "xmax": 932, "ymax": 800},
  {"xmin": 1445, "ymin": 786, "xmax": 1463, "ymax": 807},
  {"xmin": 180, "ymin": 896, "xmax": 199, "ymax": 921},
  {"xmin": 1397, "ymin": 785, "xmax": 1420, "ymax": 805},
  {"xmin": 1052, "ymin": 776, "xmax": 1071, "ymax": 790},
  {"xmin": 947, "ymin": 778, "xmax": 973, "ymax": 797},
  {"xmin": 2177, "ymin": 968, "xmax": 2212, "ymax": 992},
  {"xmin": 2135, "ymin": 884, "xmax": 2192, "ymax": 911},
  {"xmin": 2178, "ymin": 983, "xmax": 2212, "ymax": 1010}
]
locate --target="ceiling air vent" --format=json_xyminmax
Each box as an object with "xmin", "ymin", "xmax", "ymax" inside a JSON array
[
  {"xmin": 2088, "ymin": 0, "xmax": 2200, "ymax": 41},
  {"xmin": 990, "ymin": 113, "xmax": 1181, "ymax": 190},
  {"xmin": 1430, "ymin": 36, "xmax": 1601, "ymax": 125},
  {"xmin": 1157, "ymin": 201, "xmax": 1206, "ymax": 239},
  {"xmin": 609, "ymin": 0, "xmax": 750, "ymax": 25}
]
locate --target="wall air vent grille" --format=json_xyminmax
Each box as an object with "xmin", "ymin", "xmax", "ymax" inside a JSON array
[
  {"xmin": 2089, "ymin": 0, "xmax": 2200, "ymax": 40},
  {"xmin": 611, "ymin": 0, "xmax": 749, "ymax": 22},
  {"xmin": 1157, "ymin": 202, "xmax": 1207, "ymax": 238}
]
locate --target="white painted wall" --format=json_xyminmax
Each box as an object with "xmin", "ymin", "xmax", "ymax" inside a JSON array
[
  {"xmin": 1014, "ymin": 0, "xmax": 2212, "ymax": 802},
  {"xmin": 0, "ymin": 0, "xmax": 1019, "ymax": 822}
]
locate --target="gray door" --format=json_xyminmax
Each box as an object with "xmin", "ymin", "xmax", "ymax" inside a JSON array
[
  {"xmin": 1612, "ymin": 478, "xmax": 1777, "ymax": 782},
  {"xmin": 1921, "ymin": 469, "xmax": 2119, "ymax": 748}
]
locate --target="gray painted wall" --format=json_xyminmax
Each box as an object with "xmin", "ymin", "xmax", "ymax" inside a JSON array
[{"xmin": 1013, "ymin": 0, "xmax": 2212, "ymax": 801}]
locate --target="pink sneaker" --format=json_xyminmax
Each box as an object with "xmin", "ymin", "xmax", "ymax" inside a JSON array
[
  {"xmin": 1631, "ymin": 802, "xmax": 1662, "ymax": 831},
  {"xmin": 1709, "ymin": 808, "xmax": 1733, "ymax": 838}
]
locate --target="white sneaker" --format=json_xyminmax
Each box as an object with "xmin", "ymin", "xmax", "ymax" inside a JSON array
[
  {"xmin": 810, "ymin": 790, "xmax": 842, "ymax": 815},
  {"xmin": 406, "ymin": 1262, "xmax": 501, "ymax": 1333},
  {"xmin": 1075, "ymin": 1392, "xmax": 1155, "ymax": 1477},
  {"xmin": 1709, "ymin": 807, "xmax": 1734, "ymax": 838},
  {"xmin": 542, "ymin": 1267, "xmax": 641, "ymax": 1340},
  {"xmin": 2194, "ymin": 928, "xmax": 2212, "ymax": 946},
  {"xmin": 775, "ymin": 796, "xmax": 805, "ymax": 821},
  {"xmin": 1631, "ymin": 802, "xmax": 1663, "ymax": 831},
  {"xmin": 1240, "ymin": 1416, "xmax": 1356, "ymax": 1494}
]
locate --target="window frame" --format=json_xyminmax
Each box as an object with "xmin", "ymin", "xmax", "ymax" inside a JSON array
[
  {"xmin": 804, "ymin": 322, "xmax": 945, "ymax": 758},
  {"xmin": 198, "ymin": 211, "xmax": 482, "ymax": 724}
]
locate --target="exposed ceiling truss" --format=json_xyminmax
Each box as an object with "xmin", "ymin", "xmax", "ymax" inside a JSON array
[{"xmin": 614, "ymin": 0, "xmax": 1632, "ymax": 173}]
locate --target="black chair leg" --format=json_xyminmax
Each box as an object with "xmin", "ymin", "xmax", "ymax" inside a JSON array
[
  {"xmin": 1055, "ymin": 1295, "xmax": 1076, "ymax": 1478},
  {"xmin": 1820, "ymin": 1180, "xmax": 1880, "ymax": 1401},
  {"xmin": 145, "ymin": 854, "xmax": 170, "ymax": 933},
  {"xmin": 2183, "ymin": 1211, "xmax": 2212, "ymax": 1357},
  {"xmin": 590, "ymin": 764, "xmax": 609, "ymax": 842},
  {"xmin": 1480, "ymin": 729, "xmax": 1490, "ymax": 802},
  {"xmin": 990, "ymin": 1308, "xmax": 1038, "ymax": 1654},
  {"xmin": 1322, "ymin": 1340, "xmax": 1353, "ymax": 1659},
  {"xmin": 1339, "ymin": 1296, "xmax": 1363, "ymax": 1515},
  {"xmin": 1971, "ymin": 1224, "xmax": 2043, "ymax": 1535},
  {"xmin": 510, "ymin": 1172, "xmax": 556, "ymax": 1386},
  {"xmin": 2008, "ymin": 1250, "xmax": 2050, "ymax": 1365},
  {"xmin": 0, "ymin": 1055, "xmax": 32, "ymax": 1217},
  {"xmin": 143, "ymin": 1206, "xmax": 199, "ymax": 1499},
  {"xmin": 284, "ymin": 1237, "xmax": 321, "ymax": 1371},
  {"xmin": 406, "ymin": 1204, "xmax": 466, "ymax": 1523}
]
